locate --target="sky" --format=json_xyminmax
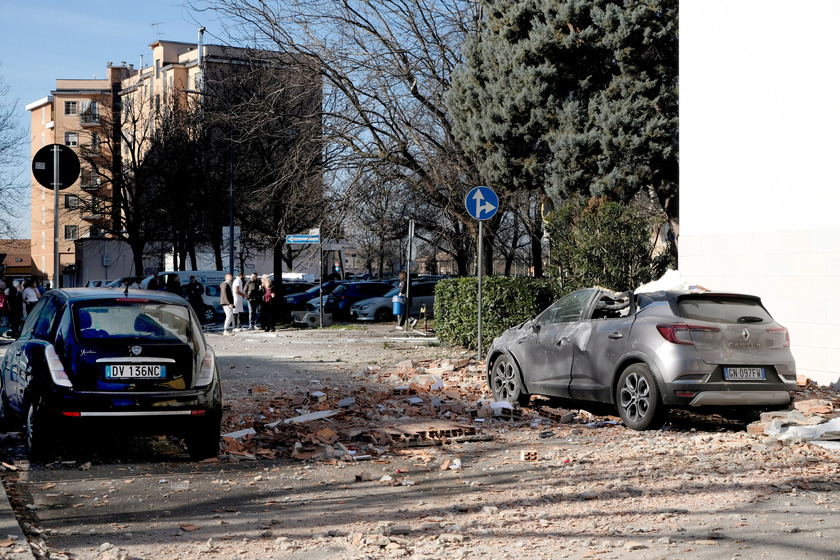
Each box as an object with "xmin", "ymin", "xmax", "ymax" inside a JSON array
[{"xmin": 0, "ymin": 0, "xmax": 227, "ymax": 237}]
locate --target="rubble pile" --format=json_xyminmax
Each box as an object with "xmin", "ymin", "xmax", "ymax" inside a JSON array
[{"xmin": 218, "ymin": 357, "xmax": 604, "ymax": 463}]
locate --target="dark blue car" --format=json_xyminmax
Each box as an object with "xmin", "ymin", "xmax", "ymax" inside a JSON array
[
  {"xmin": 283, "ymin": 281, "xmax": 348, "ymax": 313},
  {"xmin": 0, "ymin": 288, "xmax": 223, "ymax": 459}
]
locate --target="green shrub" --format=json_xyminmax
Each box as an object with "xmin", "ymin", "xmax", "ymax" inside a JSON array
[
  {"xmin": 434, "ymin": 277, "xmax": 559, "ymax": 351},
  {"xmin": 546, "ymin": 195, "xmax": 675, "ymax": 293}
]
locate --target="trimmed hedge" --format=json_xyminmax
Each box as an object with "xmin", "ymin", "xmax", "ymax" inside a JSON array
[{"xmin": 434, "ymin": 277, "xmax": 559, "ymax": 352}]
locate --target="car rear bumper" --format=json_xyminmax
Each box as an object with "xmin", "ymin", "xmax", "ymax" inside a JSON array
[
  {"xmin": 686, "ymin": 390, "xmax": 792, "ymax": 407},
  {"xmin": 40, "ymin": 382, "xmax": 222, "ymax": 435}
]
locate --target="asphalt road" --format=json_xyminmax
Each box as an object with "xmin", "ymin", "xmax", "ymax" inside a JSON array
[{"xmin": 0, "ymin": 323, "xmax": 839, "ymax": 559}]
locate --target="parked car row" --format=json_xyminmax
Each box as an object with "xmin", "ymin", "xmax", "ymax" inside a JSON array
[{"xmin": 293, "ymin": 280, "xmax": 440, "ymax": 322}]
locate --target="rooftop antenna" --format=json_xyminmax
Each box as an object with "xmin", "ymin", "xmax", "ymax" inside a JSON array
[{"xmin": 152, "ymin": 21, "xmax": 165, "ymax": 39}]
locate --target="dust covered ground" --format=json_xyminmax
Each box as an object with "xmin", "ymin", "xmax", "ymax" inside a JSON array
[{"xmin": 2, "ymin": 324, "xmax": 840, "ymax": 560}]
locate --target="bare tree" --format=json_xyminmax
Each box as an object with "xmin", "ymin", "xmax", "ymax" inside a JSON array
[
  {"xmin": 0, "ymin": 69, "xmax": 27, "ymax": 238},
  {"xmin": 76, "ymin": 83, "xmax": 167, "ymax": 276},
  {"xmin": 197, "ymin": 51, "xmax": 326, "ymax": 282},
  {"xmin": 193, "ymin": 0, "xmax": 504, "ymax": 276}
]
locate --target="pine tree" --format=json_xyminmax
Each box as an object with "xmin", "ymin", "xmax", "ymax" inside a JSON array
[{"xmin": 448, "ymin": 0, "xmax": 678, "ymax": 236}]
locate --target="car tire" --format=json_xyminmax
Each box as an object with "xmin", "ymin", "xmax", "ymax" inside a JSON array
[
  {"xmin": 185, "ymin": 420, "xmax": 221, "ymax": 461},
  {"xmin": 616, "ymin": 363, "xmax": 666, "ymax": 431},
  {"xmin": 0, "ymin": 384, "xmax": 15, "ymax": 432},
  {"xmin": 490, "ymin": 354, "xmax": 530, "ymax": 407},
  {"xmin": 374, "ymin": 307, "xmax": 390, "ymax": 322},
  {"xmin": 26, "ymin": 399, "xmax": 52, "ymax": 460},
  {"xmin": 202, "ymin": 306, "xmax": 216, "ymax": 323}
]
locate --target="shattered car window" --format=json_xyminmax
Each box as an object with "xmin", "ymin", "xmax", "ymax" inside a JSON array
[
  {"xmin": 537, "ymin": 289, "xmax": 596, "ymax": 325},
  {"xmin": 592, "ymin": 292, "xmax": 632, "ymax": 320}
]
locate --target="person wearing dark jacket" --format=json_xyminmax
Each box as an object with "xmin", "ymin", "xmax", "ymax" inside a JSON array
[
  {"xmin": 220, "ymin": 273, "xmax": 236, "ymax": 336},
  {"xmin": 244, "ymin": 273, "xmax": 261, "ymax": 330},
  {"xmin": 7, "ymin": 281, "xmax": 23, "ymax": 339}
]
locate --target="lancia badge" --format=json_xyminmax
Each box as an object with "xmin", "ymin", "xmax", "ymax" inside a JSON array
[
  {"xmin": 741, "ymin": 329, "xmax": 750, "ymax": 341},
  {"xmin": 130, "ymin": 345, "xmax": 143, "ymax": 356}
]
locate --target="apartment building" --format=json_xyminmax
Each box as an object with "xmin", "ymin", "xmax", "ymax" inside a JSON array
[
  {"xmin": 26, "ymin": 37, "xmax": 310, "ymax": 287},
  {"xmin": 25, "ymin": 68, "xmax": 122, "ymax": 287}
]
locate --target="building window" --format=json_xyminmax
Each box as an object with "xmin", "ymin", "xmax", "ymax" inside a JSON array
[
  {"xmin": 64, "ymin": 101, "xmax": 78, "ymax": 115},
  {"xmin": 89, "ymin": 226, "xmax": 102, "ymax": 238},
  {"xmin": 64, "ymin": 132, "xmax": 78, "ymax": 147},
  {"xmin": 65, "ymin": 194, "xmax": 79, "ymax": 209},
  {"xmin": 89, "ymin": 132, "xmax": 100, "ymax": 152},
  {"xmin": 64, "ymin": 225, "xmax": 78, "ymax": 240}
]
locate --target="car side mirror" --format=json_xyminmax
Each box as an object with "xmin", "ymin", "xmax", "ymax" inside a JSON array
[{"xmin": 529, "ymin": 322, "xmax": 541, "ymax": 334}]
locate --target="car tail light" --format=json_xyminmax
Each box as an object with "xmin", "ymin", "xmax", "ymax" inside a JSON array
[
  {"xmin": 62, "ymin": 412, "xmax": 81, "ymax": 417},
  {"xmin": 674, "ymin": 391, "xmax": 696, "ymax": 398},
  {"xmin": 656, "ymin": 323, "xmax": 720, "ymax": 345},
  {"xmin": 191, "ymin": 409, "xmax": 207, "ymax": 416},
  {"xmin": 766, "ymin": 326, "xmax": 791, "ymax": 347},
  {"xmin": 45, "ymin": 344, "xmax": 73, "ymax": 388},
  {"xmin": 195, "ymin": 347, "xmax": 216, "ymax": 387}
]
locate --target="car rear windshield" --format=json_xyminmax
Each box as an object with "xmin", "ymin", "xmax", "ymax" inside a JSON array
[
  {"xmin": 75, "ymin": 301, "xmax": 193, "ymax": 343},
  {"xmin": 677, "ymin": 296, "xmax": 773, "ymax": 325}
]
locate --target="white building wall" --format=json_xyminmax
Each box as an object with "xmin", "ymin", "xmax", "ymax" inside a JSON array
[{"xmin": 681, "ymin": 1, "xmax": 840, "ymax": 386}]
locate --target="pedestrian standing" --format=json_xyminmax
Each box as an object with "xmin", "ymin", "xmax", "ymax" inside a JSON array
[
  {"xmin": 232, "ymin": 271, "xmax": 246, "ymax": 331},
  {"xmin": 22, "ymin": 279, "xmax": 41, "ymax": 316},
  {"xmin": 184, "ymin": 275, "xmax": 205, "ymax": 317},
  {"xmin": 7, "ymin": 281, "xmax": 23, "ymax": 338},
  {"xmin": 0, "ymin": 281, "xmax": 7, "ymax": 328},
  {"xmin": 165, "ymin": 275, "xmax": 182, "ymax": 296},
  {"xmin": 395, "ymin": 270, "xmax": 407, "ymax": 329},
  {"xmin": 259, "ymin": 274, "xmax": 275, "ymax": 332},
  {"xmin": 244, "ymin": 273, "xmax": 261, "ymax": 330},
  {"xmin": 220, "ymin": 272, "xmax": 236, "ymax": 336}
]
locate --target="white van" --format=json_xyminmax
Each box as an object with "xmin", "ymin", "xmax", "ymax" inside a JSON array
[{"xmin": 139, "ymin": 270, "xmax": 229, "ymax": 322}]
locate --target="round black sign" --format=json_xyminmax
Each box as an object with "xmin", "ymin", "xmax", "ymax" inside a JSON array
[{"xmin": 32, "ymin": 144, "xmax": 81, "ymax": 190}]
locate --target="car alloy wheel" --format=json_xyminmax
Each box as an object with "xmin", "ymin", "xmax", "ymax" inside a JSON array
[
  {"xmin": 374, "ymin": 307, "xmax": 390, "ymax": 322},
  {"xmin": 616, "ymin": 363, "xmax": 666, "ymax": 430},
  {"xmin": 490, "ymin": 354, "xmax": 530, "ymax": 406},
  {"xmin": 202, "ymin": 306, "xmax": 216, "ymax": 323},
  {"xmin": 26, "ymin": 400, "xmax": 51, "ymax": 459}
]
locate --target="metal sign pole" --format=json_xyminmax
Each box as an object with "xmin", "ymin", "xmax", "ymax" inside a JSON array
[
  {"xmin": 464, "ymin": 185, "xmax": 497, "ymax": 363},
  {"xmin": 477, "ymin": 220, "xmax": 483, "ymax": 361},
  {"xmin": 406, "ymin": 219, "xmax": 414, "ymax": 327},
  {"xmin": 53, "ymin": 146, "xmax": 60, "ymax": 287},
  {"xmin": 319, "ymin": 231, "xmax": 323, "ymax": 329}
]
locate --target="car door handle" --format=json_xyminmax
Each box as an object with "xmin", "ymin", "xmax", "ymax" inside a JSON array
[
  {"xmin": 608, "ymin": 332, "xmax": 623, "ymax": 340},
  {"xmin": 556, "ymin": 337, "xmax": 570, "ymax": 346}
]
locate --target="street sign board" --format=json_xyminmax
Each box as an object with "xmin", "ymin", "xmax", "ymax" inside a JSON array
[
  {"xmin": 286, "ymin": 234, "xmax": 320, "ymax": 244},
  {"xmin": 32, "ymin": 144, "xmax": 81, "ymax": 191},
  {"xmin": 465, "ymin": 186, "xmax": 498, "ymax": 221},
  {"xmin": 323, "ymin": 242, "xmax": 355, "ymax": 251}
]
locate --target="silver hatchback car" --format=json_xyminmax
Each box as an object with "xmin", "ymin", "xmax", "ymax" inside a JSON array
[{"xmin": 485, "ymin": 288, "xmax": 797, "ymax": 430}]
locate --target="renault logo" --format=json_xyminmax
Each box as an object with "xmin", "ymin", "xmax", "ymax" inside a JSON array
[
  {"xmin": 741, "ymin": 329, "xmax": 750, "ymax": 341},
  {"xmin": 130, "ymin": 345, "xmax": 143, "ymax": 356}
]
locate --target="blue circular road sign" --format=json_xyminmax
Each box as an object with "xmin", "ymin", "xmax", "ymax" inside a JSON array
[{"xmin": 465, "ymin": 186, "xmax": 499, "ymax": 221}]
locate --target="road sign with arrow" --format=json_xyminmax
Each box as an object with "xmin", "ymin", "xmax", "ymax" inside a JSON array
[{"xmin": 465, "ymin": 186, "xmax": 498, "ymax": 221}]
